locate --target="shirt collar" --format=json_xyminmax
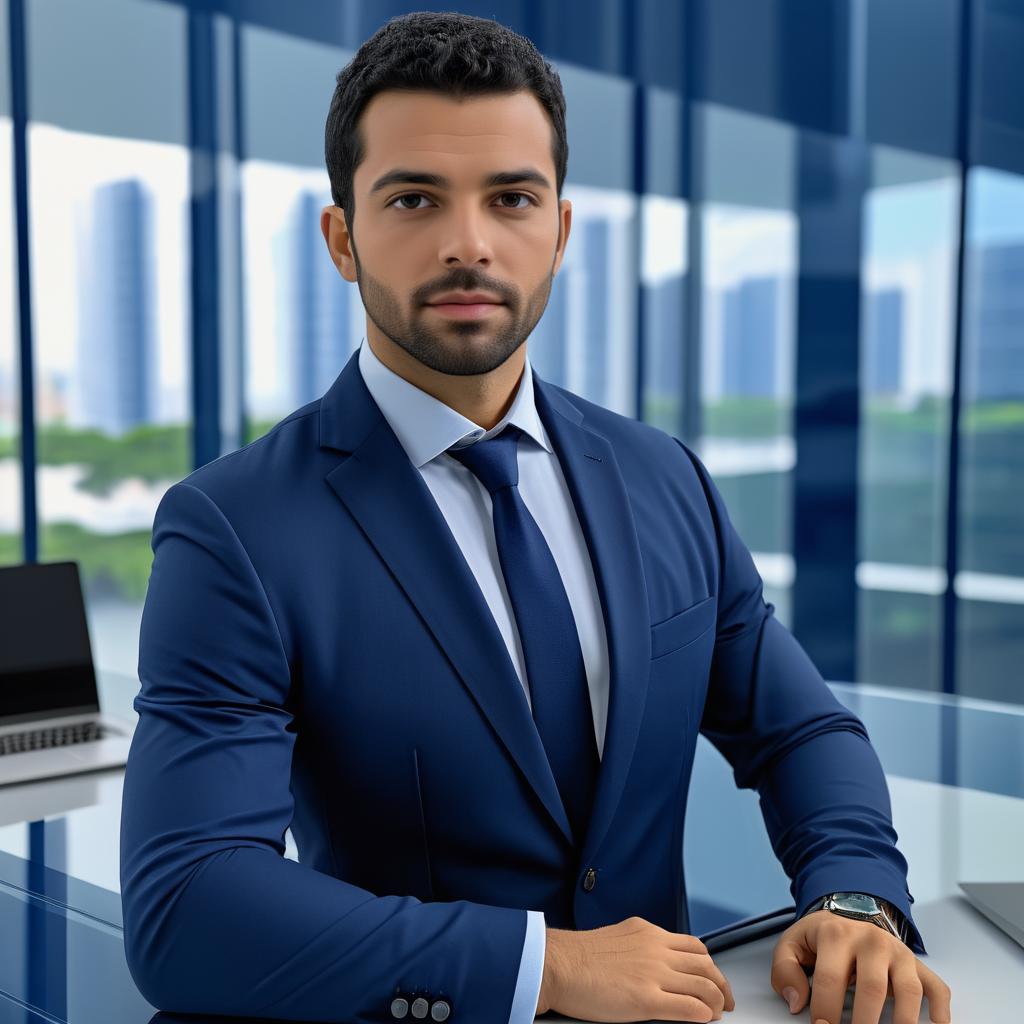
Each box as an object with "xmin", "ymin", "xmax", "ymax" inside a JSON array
[{"xmin": 357, "ymin": 336, "xmax": 552, "ymax": 468}]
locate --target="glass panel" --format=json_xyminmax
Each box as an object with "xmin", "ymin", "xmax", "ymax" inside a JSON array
[
  {"xmin": 240, "ymin": 26, "xmax": 357, "ymax": 442},
  {"xmin": 640, "ymin": 192, "xmax": 688, "ymax": 433},
  {"xmin": 532, "ymin": 181, "xmax": 636, "ymax": 413},
  {"xmin": 518, "ymin": 61, "xmax": 639, "ymax": 414},
  {"xmin": 26, "ymin": 0, "xmax": 190, "ymax": 677},
  {"xmin": 694, "ymin": 104, "xmax": 798, "ymax": 626},
  {"xmin": 956, "ymin": 166, "xmax": 1024, "ymax": 705},
  {"xmin": 856, "ymin": 146, "xmax": 960, "ymax": 691},
  {"xmin": 640, "ymin": 86, "xmax": 688, "ymax": 435}
]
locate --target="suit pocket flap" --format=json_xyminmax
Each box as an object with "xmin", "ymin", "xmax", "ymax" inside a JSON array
[{"xmin": 650, "ymin": 594, "xmax": 716, "ymax": 659}]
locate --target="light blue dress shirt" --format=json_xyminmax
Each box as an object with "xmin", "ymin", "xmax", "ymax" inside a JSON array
[{"xmin": 357, "ymin": 335, "xmax": 611, "ymax": 1022}]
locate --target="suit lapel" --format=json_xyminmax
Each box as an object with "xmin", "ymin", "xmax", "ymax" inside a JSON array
[{"xmin": 319, "ymin": 350, "xmax": 651, "ymax": 864}]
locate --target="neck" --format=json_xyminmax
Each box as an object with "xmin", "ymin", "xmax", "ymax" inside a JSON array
[{"xmin": 367, "ymin": 333, "xmax": 525, "ymax": 431}]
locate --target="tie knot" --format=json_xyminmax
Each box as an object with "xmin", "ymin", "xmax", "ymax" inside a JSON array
[{"xmin": 448, "ymin": 424, "xmax": 523, "ymax": 495}]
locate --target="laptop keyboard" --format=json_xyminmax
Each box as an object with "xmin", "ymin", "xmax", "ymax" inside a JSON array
[{"xmin": 0, "ymin": 720, "xmax": 108, "ymax": 756}]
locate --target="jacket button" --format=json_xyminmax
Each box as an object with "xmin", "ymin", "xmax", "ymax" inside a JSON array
[
  {"xmin": 583, "ymin": 867, "xmax": 597, "ymax": 892},
  {"xmin": 431, "ymin": 999, "xmax": 451, "ymax": 1021},
  {"xmin": 411, "ymin": 997, "xmax": 430, "ymax": 1019},
  {"xmin": 391, "ymin": 997, "xmax": 410, "ymax": 1019}
]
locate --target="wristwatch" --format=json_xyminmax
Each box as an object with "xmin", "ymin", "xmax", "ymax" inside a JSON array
[{"xmin": 802, "ymin": 891, "xmax": 908, "ymax": 944}]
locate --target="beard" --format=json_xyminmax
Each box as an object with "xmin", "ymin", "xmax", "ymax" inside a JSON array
[{"xmin": 349, "ymin": 235, "xmax": 558, "ymax": 378}]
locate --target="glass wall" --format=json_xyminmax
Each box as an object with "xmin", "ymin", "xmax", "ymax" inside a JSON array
[
  {"xmin": 694, "ymin": 103, "xmax": 798, "ymax": 626},
  {"xmin": 3, "ymin": 0, "xmax": 1022, "ymax": 703},
  {"xmin": 23, "ymin": 0, "xmax": 191, "ymax": 677},
  {"xmin": 956, "ymin": 167, "xmax": 1024, "ymax": 703},
  {"xmin": 239, "ymin": 25, "xmax": 356, "ymax": 441},
  {"xmin": 856, "ymin": 148, "xmax": 960, "ymax": 692}
]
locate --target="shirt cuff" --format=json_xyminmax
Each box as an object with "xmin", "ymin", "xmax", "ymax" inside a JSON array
[{"xmin": 508, "ymin": 909, "xmax": 547, "ymax": 1023}]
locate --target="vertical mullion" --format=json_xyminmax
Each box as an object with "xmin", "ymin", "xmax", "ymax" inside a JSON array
[
  {"xmin": 942, "ymin": 0, "xmax": 976, "ymax": 701},
  {"xmin": 232, "ymin": 14, "xmax": 247, "ymax": 449},
  {"xmin": 8, "ymin": 0, "xmax": 36, "ymax": 563},
  {"xmin": 188, "ymin": 5, "xmax": 221, "ymax": 470},
  {"xmin": 680, "ymin": 0, "xmax": 703, "ymax": 447},
  {"xmin": 627, "ymin": 6, "xmax": 646, "ymax": 424}
]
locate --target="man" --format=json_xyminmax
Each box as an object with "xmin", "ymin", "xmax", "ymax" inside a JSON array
[{"xmin": 119, "ymin": 11, "xmax": 952, "ymax": 1024}]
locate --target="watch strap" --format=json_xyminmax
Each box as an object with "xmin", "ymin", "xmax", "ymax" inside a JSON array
[{"xmin": 802, "ymin": 892, "xmax": 908, "ymax": 944}]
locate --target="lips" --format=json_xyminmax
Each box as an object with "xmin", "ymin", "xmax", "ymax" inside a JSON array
[
  {"xmin": 427, "ymin": 301, "xmax": 504, "ymax": 319},
  {"xmin": 427, "ymin": 293, "xmax": 503, "ymax": 305}
]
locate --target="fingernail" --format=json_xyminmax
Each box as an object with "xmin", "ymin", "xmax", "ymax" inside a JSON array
[{"xmin": 782, "ymin": 987, "xmax": 799, "ymax": 1012}]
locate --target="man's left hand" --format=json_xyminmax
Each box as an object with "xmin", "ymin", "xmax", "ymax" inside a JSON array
[{"xmin": 770, "ymin": 909, "xmax": 952, "ymax": 1023}]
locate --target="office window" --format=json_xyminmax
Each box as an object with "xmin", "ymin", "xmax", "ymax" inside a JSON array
[
  {"xmin": 956, "ymin": 167, "xmax": 1024, "ymax": 704},
  {"xmin": 530, "ymin": 62, "xmax": 636, "ymax": 416},
  {"xmin": 694, "ymin": 104, "xmax": 798, "ymax": 626},
  {"xmin": 239, "ymin": 26, "xmax": 359, "ymax": 443},
  {"xmin": 856, "ymin": 147, "xmax": 960, "ymax": 692},
  {"xmin": 25, "ymin": 0, "xmax": 190, "ymax": 677},
  {"xmin": 640, "ymin": 85, "xmax": 688, "ymax": 436}
]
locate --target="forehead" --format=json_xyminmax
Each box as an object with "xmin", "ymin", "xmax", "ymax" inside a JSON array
[{"xmin": 355, "ymin": 89, "xmax": 554, "ymax": 183}]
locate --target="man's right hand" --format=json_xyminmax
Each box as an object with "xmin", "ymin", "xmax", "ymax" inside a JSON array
[{"xmin": 535, "ymin": 916, "xmax": 735, "ymax": 1022}]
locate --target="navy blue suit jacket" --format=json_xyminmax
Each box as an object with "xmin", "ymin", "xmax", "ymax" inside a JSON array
[{"xmin": 120, "ymin": 347, "xmax": 924, "ymax": 1021}]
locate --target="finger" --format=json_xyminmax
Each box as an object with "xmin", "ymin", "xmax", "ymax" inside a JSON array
[
  {"xmin": 890, "ymin": 960, "xmax": 924, "ymax": 1024},
  {"xmin": 648, "ymin": 986, "xmax": 716, "ymax": 1024},
  {"xmin": 669, "ymin": 951, "xmax": 735, "ymax": 1011},
  {"xmin": 660, "ymin": 962, "xmax": 726, "ymax": 1015},
  {"xmin": 808, "ymin": 943, "xmax": 854, "ymax": 1024},
  {"xmin": 849, "ymin": 951, "xmax": 890, "ymax": 1024},
  {"xmin": 917, "ymin": 961, "xmax": 952, "ymax": 1023},
  {"xmin": 666, "ymin": 932, "xmax": 710, "ymax": 955},
  {"xmin": 771, "ymin": 935, "xmax": 812, "ymax": 1013},
  {"xmin": 713, "ymin": 960, "xmax": 736, "ymax": 1012}
]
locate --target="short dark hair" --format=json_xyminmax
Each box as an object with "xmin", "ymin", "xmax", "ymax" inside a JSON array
[{"xmin": 324, "ymin": 11, "xmax": 568, "ymax": 232}]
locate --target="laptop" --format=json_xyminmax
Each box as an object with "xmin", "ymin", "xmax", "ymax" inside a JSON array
[
  {"xmin": 0, "ymin": 561, "xmax": 135, "ymax": 787},
  {"xmin": 959, "ymin": 882, "xmax": 1024, "ymax": 950}
]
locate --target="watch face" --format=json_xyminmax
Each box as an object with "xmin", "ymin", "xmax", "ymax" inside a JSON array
[{"xmin": 835, "ymin": 892, "xmax": 879, "ymax": 914}]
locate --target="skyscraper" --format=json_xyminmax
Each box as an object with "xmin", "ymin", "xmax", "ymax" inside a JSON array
[
  {"xmin": 291, "ymin": 190, "xmax": 351, "ymax": 406},
  {"xmin": 967, "ymin": 241, "xmax": 1024, "ymax": 401},
  {"xmin": 864, "ymin": 288, "xmax": 904, "ymax": 397},
  {"xmin": 72, "ymin": 178, "xmax": 156, "ymax": 435},
  {"xmin": 721, "ymin": 276, "xmax": 779, "ymax": 398}
]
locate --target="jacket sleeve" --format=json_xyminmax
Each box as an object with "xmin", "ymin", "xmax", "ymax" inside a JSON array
[
  {"xmin": 120, "ymin": 480, "xmax": 529, "ymax": 1021},
  {"xmin": 673, "ymin": 439, "xmax": 927, "ymax": 955}
]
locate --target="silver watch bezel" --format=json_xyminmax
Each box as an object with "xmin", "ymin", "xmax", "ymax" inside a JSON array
[{"xmin": 819, "ymin": 891, "xmax": 902, "ymax": 939}]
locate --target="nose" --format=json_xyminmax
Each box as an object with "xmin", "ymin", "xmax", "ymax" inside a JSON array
[{"xmin": 437, "ymin": 203, "xmax": 494, "ymax": 267}]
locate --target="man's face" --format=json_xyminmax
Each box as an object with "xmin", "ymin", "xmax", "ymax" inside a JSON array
[{"xmin": 322, "ymin": 88, "xmax": 572, "ymax": 378}]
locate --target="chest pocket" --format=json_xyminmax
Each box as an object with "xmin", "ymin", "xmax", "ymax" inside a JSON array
[{"xmin": 650, "ymin": 594, "xmax": 716, "ymax": 659}]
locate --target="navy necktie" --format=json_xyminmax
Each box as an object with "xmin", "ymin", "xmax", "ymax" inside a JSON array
[{"xmin": 448, "ymin": 423, "xmax": 599, "ymax": 846}]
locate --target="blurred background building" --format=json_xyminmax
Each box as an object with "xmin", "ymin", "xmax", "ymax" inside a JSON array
[{"xmin": 1, "ymin": 0, "xmax": 1022, "ymax": 711}]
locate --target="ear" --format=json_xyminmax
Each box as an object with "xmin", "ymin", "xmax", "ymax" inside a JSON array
[
  {"xmin": 552, "ymin": 197, "xmax": 572, "ymax": 276},
  {"xmin": 321, "ymin": 205, "xmax": 357, "ymax": 282}
]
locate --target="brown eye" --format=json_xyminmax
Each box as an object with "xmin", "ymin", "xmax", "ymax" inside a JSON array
[
  {"xmin": 497, "ymin": 192, "xmax": 533, "ymax": 209},
  {"xmin": 389, "ymin": 194, "xmax": 432, "ymax": 211}
]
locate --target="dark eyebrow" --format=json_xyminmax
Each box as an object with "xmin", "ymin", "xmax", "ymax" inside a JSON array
[{"xmin": 369, "ymin": 167, "xmax": 552, "ymax": 195}]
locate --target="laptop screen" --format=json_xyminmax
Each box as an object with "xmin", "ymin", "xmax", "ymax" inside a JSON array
[{"xmin": 0, "ymin": 561, "xmax": 99, "ymax": 725}]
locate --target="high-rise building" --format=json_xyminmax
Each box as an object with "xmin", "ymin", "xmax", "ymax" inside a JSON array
[
  {"xmin": 292, "ymin": 190, "xmax": 351, "ymax": 406},
  {"xmin": 529, "ymin": 265, "xmax": 570, "ymax": 388},
  {"xmin": 864, "ymin": 287, "xmax": 904, "ymax": 396},
  {"xmin": 967, "ymin": 241, "xmax": 1024, "ymax": 401},
  {"xmin": 72, "ymin": 178, "xmax": 156, "ymax": 435},
  {"xmin": 582, "ymin": 218, "xmax": 610, "ymax": 404},
  {"xmin": 721, "ymin": 276, "xmax": 779, "ymax": 398}
]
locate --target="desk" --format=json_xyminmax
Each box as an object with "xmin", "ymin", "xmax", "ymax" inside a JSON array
[{"xmin": 0, "ymin": 672, "xmax": 1020, "ymax": 1022}]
